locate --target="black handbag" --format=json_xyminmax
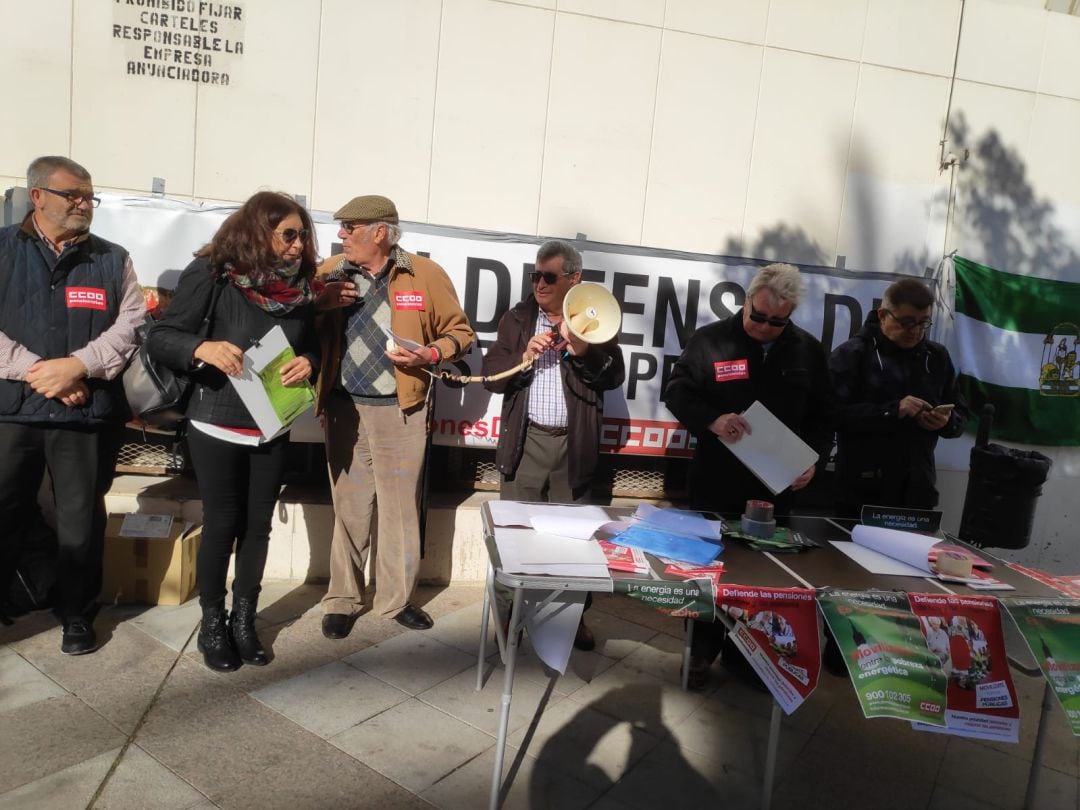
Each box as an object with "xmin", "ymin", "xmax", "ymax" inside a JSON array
[{"xmin": 123, "ymin": 277, "xmax": 225, "ymax": 430}]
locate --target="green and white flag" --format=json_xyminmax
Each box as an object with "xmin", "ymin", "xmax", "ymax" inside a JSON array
[{"xmin": 953, "ymin": 256, "xmax": 1080, "ymax": 446}]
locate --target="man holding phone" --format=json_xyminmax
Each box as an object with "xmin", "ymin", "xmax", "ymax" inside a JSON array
[{"xmin": 830, "ymin": 278, "xmax": 967, "ymax": 517}]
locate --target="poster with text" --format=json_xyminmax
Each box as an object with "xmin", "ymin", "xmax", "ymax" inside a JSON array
[
  {"xmin": 818, "ymin": 590, "xmax": 948, "ymax": 726},
  {"xmin": 718, "ymin": 585, "xmax": 821, "ymax": 714},
  {"xmin": 908, "ymin": 593, "xmax": 1020, "ymax": 742},
  {"xmin": 1002, "ymin": 598, "xmax": 1080, "ymax": 736},
  {"xmin": 612, "ymin": 578, "xmax": 716, "ymax": 621}
]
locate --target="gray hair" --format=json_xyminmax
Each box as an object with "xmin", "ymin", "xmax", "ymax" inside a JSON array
[
  {"xmin": 747, "ymin": 262, "xmax": 803, "ymax": 309},
  {"xmin": 536, "ymin": 239, "xmax": 582, "ymax": 276},
  {"xmin": 27, "ymin": 156, "xmax": 91, "ymax": 190},
  {"xmin": 365, "ymin": 220, "xmax": 402, "ymax": 247}
]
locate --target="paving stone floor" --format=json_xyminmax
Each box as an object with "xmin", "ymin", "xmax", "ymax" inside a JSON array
[{"xmin": 1, "ymin": 583, "xmax": 1078, "ymax": 810}]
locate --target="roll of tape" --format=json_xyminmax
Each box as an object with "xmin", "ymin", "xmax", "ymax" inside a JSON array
[
  {"xmin": 741, "ymin": 515, "xmax": 777, "ymax": 539},
  {"xmin": 936, "ymin": 551, "xmax": 973, "ymax": 578},
  {"xmin": 744, "ymin": 499, "xmax": 774, "ymax": 522}
]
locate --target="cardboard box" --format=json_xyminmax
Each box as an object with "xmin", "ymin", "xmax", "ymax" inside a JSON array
[{"xmin": 100, "ymin": 513, "xmax": 200, "ymax": 605}]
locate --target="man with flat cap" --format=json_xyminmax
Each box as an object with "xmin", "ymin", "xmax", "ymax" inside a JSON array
[{"xmin": 316, "ymin": 195, "xmax": 474, "ymax": 638}]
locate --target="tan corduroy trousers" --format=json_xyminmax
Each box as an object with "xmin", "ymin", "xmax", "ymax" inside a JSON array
[{"xmin": 322, "ymin": 392, "xmax": 429, "ymax": 618}]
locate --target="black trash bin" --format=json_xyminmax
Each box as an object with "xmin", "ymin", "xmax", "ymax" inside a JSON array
[{"xmin": 959, "ymin": 405, "xmax": 1052, "ymax": 549}]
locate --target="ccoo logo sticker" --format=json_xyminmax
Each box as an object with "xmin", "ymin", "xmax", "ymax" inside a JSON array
[
  {"xmin": 714, "ymin": 359, "xmax": 749, "ymax": 382},
  {"xmin": 394, "ymin": 291, "xmax": 425, "ymax": 310},
  {"xmin": 66, "ymin": 287, "xmax": 107, "ymax": 311}
]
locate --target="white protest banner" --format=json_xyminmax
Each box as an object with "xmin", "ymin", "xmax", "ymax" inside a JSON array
[{"xmin": 91, "ymin": 194, "xmax": 905, "ymax": 455}]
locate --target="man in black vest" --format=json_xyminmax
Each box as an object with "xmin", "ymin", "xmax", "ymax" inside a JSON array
[{"xmin": 0, "ymin": 156, "xmax": 143, "ymax": 654}]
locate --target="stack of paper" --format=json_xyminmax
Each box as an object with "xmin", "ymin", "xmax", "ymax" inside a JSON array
[{"xmin": 493, "ymin": 527, "xmax": 611, "ymax": 581}]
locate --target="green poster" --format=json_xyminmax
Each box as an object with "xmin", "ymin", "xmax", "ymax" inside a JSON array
[
  {"xmin": 257, "ymin": 347, "xmax": 315, "ymax": 426},
  {"xmin": 611, "ymin": 578, "xmax": 715, "ymax": 622},
  {"xmin": 1001, "ymin": 598, "xmax": 1080, "ymax": 736},
  {"xmin": 818, "ymin": 590, "xmax": 948, "ymax": 726}
]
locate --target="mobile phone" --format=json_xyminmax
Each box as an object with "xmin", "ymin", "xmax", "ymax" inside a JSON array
[{"xmin": 932, "ymin": 403, "xmax": 955, "ymax": 414}]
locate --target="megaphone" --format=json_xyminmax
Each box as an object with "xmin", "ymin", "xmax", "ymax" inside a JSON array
[
  {"xmin": 429, "ymin": 282, "xmax": 623, "ymax": 386},
  {"xmin": 563, "ymin": 282, "xmax": 622, "ymax": 344}
]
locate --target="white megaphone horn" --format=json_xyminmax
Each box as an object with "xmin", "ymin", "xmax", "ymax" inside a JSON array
[{"xmin": 562, "ymin": 282, "xmax": 622, "ymax": 344}]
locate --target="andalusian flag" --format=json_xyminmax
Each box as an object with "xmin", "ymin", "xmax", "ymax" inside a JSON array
[{"xmin": 953, "ymin": 256, "xmax": 1080, "ymax": 446}]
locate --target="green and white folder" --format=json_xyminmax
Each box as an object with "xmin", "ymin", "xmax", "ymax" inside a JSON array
[{"xmin": 228, "ymin": 325, "xmax": 315, "ymax": 440}]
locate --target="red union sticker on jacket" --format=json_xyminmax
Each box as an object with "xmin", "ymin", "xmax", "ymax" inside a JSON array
[
  {"xmin": 714, "ymin": 359, "xmax": 749, "ymax": 382},
  {"xmin": 66, "ymin": 287, "xmax": 107, "ymax": 310},
  {"xmin": 393, "ymin": 291, "xmax": 425, "ymax": 310}
]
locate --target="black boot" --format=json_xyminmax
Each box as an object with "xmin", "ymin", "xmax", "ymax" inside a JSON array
[
  {"xmin": 230, "ymin": 595, "xmax": 268, "ymax": 666},
  {"xmin": 198, "ymin": 605, "xmax": 241, "ymax": 672}
]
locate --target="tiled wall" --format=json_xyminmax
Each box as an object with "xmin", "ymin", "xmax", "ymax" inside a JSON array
[{"xmin": 4, "ymin": 0, "xmax": 1079, "ymax": 277}]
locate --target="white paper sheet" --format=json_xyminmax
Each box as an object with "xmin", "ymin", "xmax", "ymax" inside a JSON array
[
  {"xmin": 489, "ymin": 501, "xmax": 610, "ymax": 528},
  {"xmin": 380, "ymin": 323, "xmax": 424, "ymax": 352},
  {"xmin": 725, "ymin": 401, "xmax": 819, "ymax": 495},
  {"xmin": 515, "ymin": 532, "xmax": 609, "ymax": 566},
  {"xmin": 119, "ymin": 513, "xmax": 174, "ymax": 538},
  {"xmin": 521, "ymin": 590, "xmax": 586, "ymax": 675},
  {"xmin": 528, "ymin": 515, "xmax": 610, "ymax": 540},
  {"xmin": 493, "ymin": 528, "xmax": 611, "ymax": 579},
  {"xmin": 829, "ymin": 540, "xmax": 930, "ymax": 577},
  {"xmin": 851, "ymin": 524, "xmax": 937, "ymax": 574}
]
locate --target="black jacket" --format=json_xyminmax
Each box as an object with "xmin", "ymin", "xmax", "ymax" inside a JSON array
[
  {"xmin": 829, "ymin": 311, "xmax": 965, "ymax": 513},
  {"xmin": 663, "ymin": 313, "xmax": 832, "ymax": 514},
  {"xmin": 482, "ymin": 296, "xmax": 625, "ymax": 493},
  {"xmin": 147, "ymin": 258, "xmax": 320, "ymax": 430}
]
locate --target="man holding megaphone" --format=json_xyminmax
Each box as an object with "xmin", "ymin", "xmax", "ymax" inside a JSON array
[{"xmin": 482, "ymin": 240, "xmax": 624, "ymax": 649}]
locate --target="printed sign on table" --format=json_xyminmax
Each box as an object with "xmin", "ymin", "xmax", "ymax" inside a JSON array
[
  {"xmin": 611, "ymin": 578, "xmax": 715, "ymax": 622},
  {"xmin": 718, "ymin": 585, "xmax": 821, "ymax": 714},
  {"xmin": 818, "ymin": 590, "xmax": 948, "ymax": 726},
  {"xmin": 908, "ymin": 593, "xmax": 1020, "ymax": 742},
  {"xmin": 1001, "ymin": 598, "xmax": 1080, "ymax": 736}
]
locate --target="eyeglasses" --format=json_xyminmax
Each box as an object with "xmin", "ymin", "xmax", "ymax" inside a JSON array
[
  {"xmin": 276, "ymin": 228, "xmax": 309, "ymax": 245},
  {"xmin": 339, "ymin": 221, "xmax": 383, "ymax": 235},
  {"xmin": 39, "ymin": 187, "xmax": 101, "ymax": 208},
  {"xmin": 530, "ymin": 270, "xmax": 573, "ymax": 285},
  {"xmin": 882, "ymin": 309, "xmax": 932, "ymax": 331},
  {"xmin": 747, "ymin": 304, "xmax": 791, "ymax": 328}
]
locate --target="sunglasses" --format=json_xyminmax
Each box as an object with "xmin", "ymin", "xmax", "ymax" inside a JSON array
[
  {"xmin": 530, "ymin": 270, "xmax": 572, "ymax": 285},
  {"xmin": 882, "ymin": 309, "xmax": 932, "ymax": 331},
  {"xmin": 39, "ymin": 187, "xmax": 101, "ymax": 208},
  {"xmin": 747, "ymin": 304, "xmax": 790, "ymax": 328},
  {"xmin": 277, "ymin": 228, "xmax": 308, "ymax": 245}
]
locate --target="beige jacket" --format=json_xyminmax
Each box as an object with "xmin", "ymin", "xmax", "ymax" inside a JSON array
[{"xmin": 315, "ymin": 248, "xmax": 475, "ymax": 414}]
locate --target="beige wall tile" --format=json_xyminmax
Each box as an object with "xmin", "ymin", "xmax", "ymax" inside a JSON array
[
  {"xmin": 556, "ymin": 0, "xmax": 665, "ymax": 28},
  {"xmin": 428, "ymin": 0, "xmax": 554, "ymax": 233},
  {"xmin": 743, "ymin": 48, "xmax": 860, "ymax": 265},
  {"xmin": 1039, "ymin": 12, "xmax": 1080, "ymax": 101},
  {"xmin": 956, "ymin": 0, "xmax": 1047, "ymax": 92},
  {"xmin": 503, "ymin": 0, "xmax": 556, "ymax": 8},
  {"xmin": 847, "ymin": 66, "xmax": 949, "ymax": 182},
  {"xmin": 311, "ymin": 0, "xmax": 441, "ymax": 219},
  {"xmin": 193, "ymin": 0, "xmax": 321, "ymax": 202},
  {"xmin": 765, "ymin": 0, "xmax": 869, "ymax": 62},
  {"xmin": 0, "ymin": 1, "xmax": 72, "ymax": 178},
  {"xmin": 663, "ymin": 0, "xmax": 769, "ymax": 44},
  {"xmin": 538, "ymin": 14, "xmax": 661, "ymax": 244},
  {"xmin": 948, "ymin": 80, "xmax": 1035, "ymax": 163},
  {"xmin": 862, "ymin": 0, "xmax": 962, "ymax": 77},
  {"xmin": 1025, "ymin": 95, "xmax": 1080, "ymax": 212},
  {"xmin": 837, "ymin": 66, "xmax": 951, "ymax": 272},
  {"xmin": 71, "ymin": 1, "xmax": 198, "ymax": 195},
  {"xmin": 642, "ymin": 32, "xmax": 762, "ymax": 254}
]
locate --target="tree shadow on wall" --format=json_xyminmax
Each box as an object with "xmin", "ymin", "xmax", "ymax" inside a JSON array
[{"xmin": 948, "ymin": 111, "xmax": 1080, "ymax": 278}]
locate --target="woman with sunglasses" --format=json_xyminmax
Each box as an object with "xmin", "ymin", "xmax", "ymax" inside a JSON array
[{"xmin": 147, "ymin": 192, "xmax": 321, "ymax": 672}]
